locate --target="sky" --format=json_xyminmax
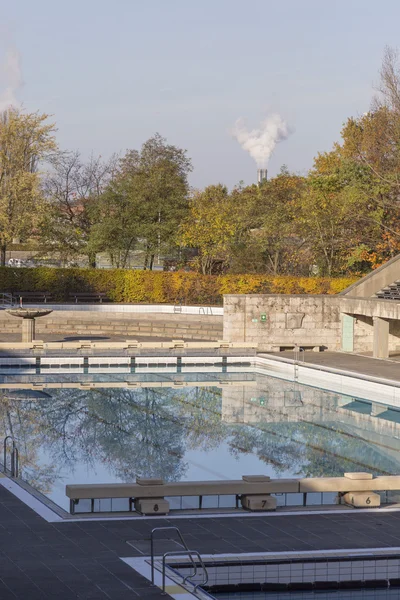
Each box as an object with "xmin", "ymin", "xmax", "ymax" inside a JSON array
[{"xmin": 2, "ymin": 0, "xmax": 400, "ymax": 188}]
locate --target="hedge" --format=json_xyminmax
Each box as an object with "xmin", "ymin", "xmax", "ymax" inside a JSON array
[{"xmin": 0, "ymin": 267, "xmax": 357, "ymax": 305}]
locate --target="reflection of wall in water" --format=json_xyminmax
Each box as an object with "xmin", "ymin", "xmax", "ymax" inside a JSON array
[{"xmin": 221, "ymin": 376, "xmax": 400, "ymax": 456}]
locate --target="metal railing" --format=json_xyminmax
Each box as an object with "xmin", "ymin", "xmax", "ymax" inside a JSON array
[
  {"xmin": 0, "ymin": 293, "xmax": 15, "ymax": 309},
  {"xmin": 162, "ymin": 549, "xmax": 208, "ymax": 593},
  {"xmin": 3, "ymin": 436, "xmax": 19, "ymax": 477},
  {"xmin": 151, "ymin": 526, "xmax": 196, "ymax": 584},
  {"xmin": 293, "ymin": 345, "xmax": 305, "ymax": 380},
  {"xmin": 150, "ymin": 526, "xmax": 208, "ymax": 593}
]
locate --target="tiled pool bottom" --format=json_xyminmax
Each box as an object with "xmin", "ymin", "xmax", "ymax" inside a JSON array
[{"xmin": 2, "ymin": 358, "xmax": 400, "ymax": 512}]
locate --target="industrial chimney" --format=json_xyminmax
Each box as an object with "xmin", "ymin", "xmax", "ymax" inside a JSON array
[{"xmin": 257, "ymin": 168, "xmax": 267, "ymax": 184}]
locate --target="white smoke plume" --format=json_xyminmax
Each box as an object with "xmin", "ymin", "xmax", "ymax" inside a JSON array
[
  {"xmin": 232, "ymin": 114, "xmax": 291, "ymax": 168},
  {"xmin": 0, "ymin": 48, "xmax": 23, "ymax": 112}
]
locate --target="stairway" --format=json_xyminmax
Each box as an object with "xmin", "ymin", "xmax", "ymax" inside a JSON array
[{"xmin": 375, "ymin": 280, "xmax": 400, "ymax": 300}]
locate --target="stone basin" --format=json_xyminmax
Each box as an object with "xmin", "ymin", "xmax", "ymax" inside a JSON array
[
  {"xmin": 6, "ymin": 308, "xmax": 53, "ymax": 342},
  {"xmin": 6, "ymin": 309, "xmax": 53, "ymax": 319}
]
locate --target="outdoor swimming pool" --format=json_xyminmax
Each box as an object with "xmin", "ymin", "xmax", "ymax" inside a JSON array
[{"xmin": 1, "ymin": 358, "xmax": 400, "ymax": 511}]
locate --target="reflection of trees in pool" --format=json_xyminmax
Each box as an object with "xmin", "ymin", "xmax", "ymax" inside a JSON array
[
  {"xmin": 1, "ymin": 385, "xmax": 399, "ymax": 488},
  {"xmin": 24, "ymin": 386, "xmax": 227, "ymax": 482},
  {"xmin": 228, "ymin": 420, "xmax": 400, "ymax": 477},
  {"xmin": 0, "ymin": 395, "xmax": 59, "ymax": 493}
]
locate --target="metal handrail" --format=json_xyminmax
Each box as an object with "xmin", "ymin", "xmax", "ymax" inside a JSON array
[
  {"xmin": 150, "ymin": 526, "xmax": 197, "ymax": 585},
  {"xmin": 0, "ymin": 293, "xmax": 15, "ymax": 309},
  {"xmin": 3, "ymin": 436, "xmax": 12, "ymax": 473},
  {"xmin": 3, "ymin": 437, "xmax": 19, "ymax": 477},
  {"xmin": 162, "ymin": 549, "xmax": 208, "ymax": 593},
  {"xmin": 11, "ymin": 442, "xmax": 19, "ymax": 478}
]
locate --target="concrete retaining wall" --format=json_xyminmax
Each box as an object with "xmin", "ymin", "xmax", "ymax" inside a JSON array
[
  {"xmin": 341, "ymin": 253, "xmax": 400, "ymax": 298},
  {"xmin": 223, "ymin": 295, "xmax": 342, "ymax": 352},
  {"xmin": 223, "ymin": 294, "xmax": 400, "ymax": 353},
  {"xmin": 0, "ymin": 310, "xmax": 223, "ymax": 341}
]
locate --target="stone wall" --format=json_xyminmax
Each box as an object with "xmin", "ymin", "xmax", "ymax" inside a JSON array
[
  {"xmin": 0, "ymin": 310, "xmax": 223, "ymax": 341},
  {"xmin": 223, "ymin": 295, "xmax": 342, "ymax": 352},
  {"xmin": 223, "ymin": 294, "xmax": 400, "ymax": 353}
]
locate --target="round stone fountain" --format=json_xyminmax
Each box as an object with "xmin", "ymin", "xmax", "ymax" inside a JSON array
[{"xmin": 6, "ymin": 308, "xmax": 53, "ymax": 342}]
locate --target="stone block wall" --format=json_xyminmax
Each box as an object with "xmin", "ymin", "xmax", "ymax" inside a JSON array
[
  {"xmin": 223, "ymin": 295, "xmax": 342, "ymax": 352},
  {"xmin": 223, "ymin": 294, "xmax": 400, "ymax": 354},
  {"xmin": 0, "ymin": 310, "xmax": 223, "ymax": 341}
]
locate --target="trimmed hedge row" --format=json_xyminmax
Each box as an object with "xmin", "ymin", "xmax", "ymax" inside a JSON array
[{"xmin": 0, "ymin": 267, "xmax": 357, "ymax": 305}]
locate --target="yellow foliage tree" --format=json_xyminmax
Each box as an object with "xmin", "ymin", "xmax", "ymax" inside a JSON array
[
  {"xmin": 180, "ymin": 184, "xmax": 237, "ymax": 274},
  {"xmin": 0, "ymin": 108, "xmax": 57, "ymax": 265}
]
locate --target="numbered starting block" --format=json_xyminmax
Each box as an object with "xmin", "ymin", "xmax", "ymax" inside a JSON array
[
  {"xmin": 241, "ymin": 494, "xmax": 277, "ymax": 511},
  {"xmin": 343, "ymin": 492, "xmax": 380, "ymax": 508},
  {"xmin": 134, "ymin": 497, "xmax": 170, "ymax": 515}
]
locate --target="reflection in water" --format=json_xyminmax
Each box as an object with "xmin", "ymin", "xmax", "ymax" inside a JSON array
[{"xmin": 0, "ymin": 372, "xmax": 399, "ymax": 508}]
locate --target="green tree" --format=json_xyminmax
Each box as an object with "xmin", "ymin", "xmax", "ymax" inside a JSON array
[
  {"xmin": 90, "ymin": 134, "xmax": 192, "ymax": 269},
  {"xmin": 255, "ymin": 172, "xmax": 305, "ymax": 275},
  {"xmin": 0, "ymin": 108, "xmax": 57, "ymax": 265},
  {"xmin": 296, "ymin": 168, "xmax": 371, "ymax": 275}
]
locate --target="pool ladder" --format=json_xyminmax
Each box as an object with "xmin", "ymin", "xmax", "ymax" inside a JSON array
[
  {"xmin": 151, "ymin": 526, "xmax": 208, "ymax": 593},
  {"xmin": 293, "ymin": 345, "xmax": 305, "ymax": 380},
  {"xmin": 3, "ymin": 436, "xmax": 19, "ymax": 477}
]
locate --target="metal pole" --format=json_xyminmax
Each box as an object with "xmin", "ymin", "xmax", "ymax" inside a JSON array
[
  {"xmin": 13, "ymin": 445, "xmax": 19, "ymax": 478},
  {"xmin": 162, "ymin": 554, "xmax": 166, "ymax": 592},
  {"xmin": 151, "ymin": 533, "xmax": 155, "ymax": 584},
  {"xmin": 3, "ymin": 436, "xmax": 12, "ymax": 473}
]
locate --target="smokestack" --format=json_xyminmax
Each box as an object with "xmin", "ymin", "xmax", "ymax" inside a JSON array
[{"xmin": 257, "ymin": 168, "xmax": 267, "ymax": 184}]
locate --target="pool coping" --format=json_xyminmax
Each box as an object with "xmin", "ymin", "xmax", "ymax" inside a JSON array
[{"xmin": 123, "ymin": 547, "xmax": 400, "ymax": 600}]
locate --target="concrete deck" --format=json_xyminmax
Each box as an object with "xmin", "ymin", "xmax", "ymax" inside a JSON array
[
  {"xmin": 273, "ymin": 350, "xmax": 400, "ymax": 384},
  {"xmin": 3, "ymin": 484, "xmax": 400, "ymax": 598}
]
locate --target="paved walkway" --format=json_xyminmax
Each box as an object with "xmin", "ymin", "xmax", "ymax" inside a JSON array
[
  {"xmin": 0, "ymin": 334, "xmax": 176, "ymax": 343},
  {"xmin": 2, "ymin": 483, "xmax": 400, "ymax": 598},
  {"xmin": 274, "ymin": 351, "xmax": 400, "ymax": 383}
]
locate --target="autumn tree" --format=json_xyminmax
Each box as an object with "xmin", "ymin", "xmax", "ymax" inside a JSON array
[
  {"xmin": 252, "ymin": 171, "xmax": 305, "ymax": 275},
  {"xmin": 180, "ymin": 184, "xmax": 238, "ymax": 274},
  {"xmin": 296, "ymin": 163, "xmax": 375, "ymax": 275},
  {"xmin": 313, "ymin": 47, "xmax": 400, "ymax": 270},
  {"xmin": 0, "ymin": 108, "xmax": 57, "ymax": 265}
]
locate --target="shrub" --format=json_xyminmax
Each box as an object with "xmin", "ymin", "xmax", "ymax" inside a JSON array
[{"xmin": 0, "ymin": 267, "xmax": 358, "ymax": 304}]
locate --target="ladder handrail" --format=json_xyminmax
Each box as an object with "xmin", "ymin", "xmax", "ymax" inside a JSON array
[
  {"xmin": 3, "ymin": 437, "xmax": 19, "ymax": 477},
  {"xmin": 162, "ymin": 549, "xmax": 208, "ymax": 593},
  {"xmin": 11, "ymin": 442, "xmax": 19, "ymax": 478},
  {"xmin": 3, "ymin": 436, "xmax": 12, "ymax": 473},
  {"xmin": 150, "ymin": 526, "xmax": 196, "ymax": 584}
]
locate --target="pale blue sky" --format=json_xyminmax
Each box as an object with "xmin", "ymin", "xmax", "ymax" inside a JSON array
[{"xmin": 4, "ymin": 0, "xmax": 400, "ymax": 188}]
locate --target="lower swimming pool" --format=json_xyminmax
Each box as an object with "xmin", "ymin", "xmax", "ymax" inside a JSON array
[{"xmin": 0, "ymin": 358, "xmax": 399, "ymax": 511}]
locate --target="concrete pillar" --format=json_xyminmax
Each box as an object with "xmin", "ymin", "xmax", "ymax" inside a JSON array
[
  {"xmin": 341, "ymin": 314, "xmax": 355, "ymax": 352},
  {"xmin": 22, "ymin": 318, "xmax": 35, "ymax": 343},
  {"xmin": 373, "ymin": 317, "xmax": 389, "ymax": 359}
]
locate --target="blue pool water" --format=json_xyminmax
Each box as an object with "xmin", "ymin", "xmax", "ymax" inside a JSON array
[{"xmin": 0, "ymin": 365, "xmax": 399, "ymax": 510}]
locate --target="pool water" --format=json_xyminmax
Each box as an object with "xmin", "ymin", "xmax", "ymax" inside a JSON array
[
  {"xmin": 214, "ymin": 590, "xmax": 400, "ymax": 599},
  {"xmin": 0, "ymin": 368, "xmax": 399, "ymax": 511}
]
